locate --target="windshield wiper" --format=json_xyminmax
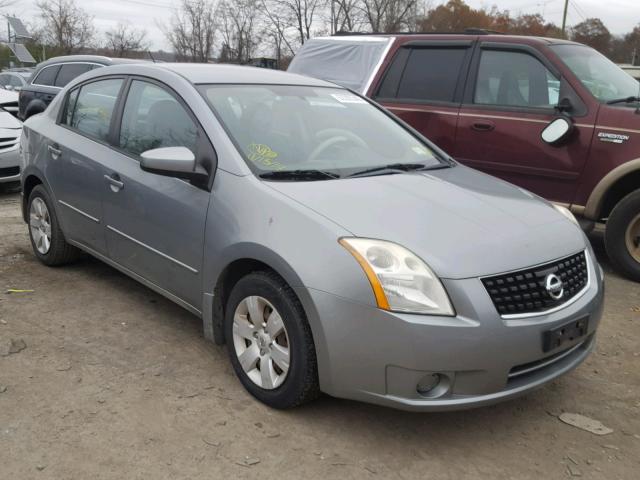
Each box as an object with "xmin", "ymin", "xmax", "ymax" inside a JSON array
[
  {"xmin": 347, "ymin": 162, "xmax": 450, "ymax": 178},
  {"xmin": 606, "ymin": 96, "xmax": 640, "ymax": 105},
  {"xmin": 259, "ymin": 169, "xmax": 340, "ymax": 181}
]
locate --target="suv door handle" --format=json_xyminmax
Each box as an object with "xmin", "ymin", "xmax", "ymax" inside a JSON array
[
  {"xmin": 47, "ymin": 144, "xmax": 62, "ymax": 159},
  {"xmin": 104, "ymin": 174, "xmax": 124, "ymax": 192},
  {"xmin": 471, "ymin": 121, "xmax": 495, "ymax": 132}
]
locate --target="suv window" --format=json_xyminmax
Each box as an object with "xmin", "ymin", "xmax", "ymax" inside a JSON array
[
  {"xmin": 119, "ymin": 80, "xmax": 198, "ymax": 157},
  {"xmin": 55, "ymin": 63, "xmax": 96, "ymax": 88},
  {"xmin": 67, "ymin": 79, "xmax": 123, "ymax": 142},
  {"xmin": 33, "ymin": 65, "xmax": 60, "ymax": 86},
  {"xmin": 474, "ymin": 50, "xmax": 559, "ymax": 108},
  {"xmin": 395, "ymin": 48, "xmax": 468, "ymax": 103}
]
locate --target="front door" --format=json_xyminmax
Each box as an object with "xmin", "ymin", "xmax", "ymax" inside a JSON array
[
  {"xmin": 454, "ymin": 45, "xmax": 593, "ymax": 204},
  {"xmin": 45, "ymin": 77, "xmax": 125, "ymax": 254},
  {"xmin": 102, "ymin": 79, "xmax": 210, "ymax": 309}
]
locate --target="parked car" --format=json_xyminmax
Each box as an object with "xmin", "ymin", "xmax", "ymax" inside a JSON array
[
  {"xmin": 289, "ymin": 32, "xmax": 640, "ymax": 281},
  {"xmin": 619, "ymin": 64, "xmax": 640, "ymax": 82},
  {"xmin": 0, "ymin": 87, "xmax": 19, "ymax": 117},
  {"xmin": 18, "ymin": 55, "xmax": 143, "ymax": 121},
  {"xmin": 0, "ymin": 70, "xmax": 32, "ymax": 91},
  {"xmin": 20, "ymin": 63, "xmax": 604, "ymax": 411},
  {"xmin": 0, "ymin": 106, "xmax": 22, "ymax": 187}
]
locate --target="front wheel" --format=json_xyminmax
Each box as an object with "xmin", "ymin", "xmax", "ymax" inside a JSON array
[
  {"xmin": 224, "ymin": 271, "xmax": 319, "ymax": 408},
  {"xmin": 605, "ymin": 190, "xmax": 640, "ymax": 281}
]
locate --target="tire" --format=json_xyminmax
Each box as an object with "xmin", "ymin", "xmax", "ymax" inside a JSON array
[
  {"xmin": 605, "ymin": 190, "xmax": 640, "ymax": 281},
  {"xmin": 224, "ymin": 270, "xmax": 319, "ymax": 408},
  {"xmin": 27, "ymin": 185, "xmax": 81, "ymax": 266}
]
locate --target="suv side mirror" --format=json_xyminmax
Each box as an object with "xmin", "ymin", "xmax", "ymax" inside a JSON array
[
  {"xmin": 140, "ymin": 146, "xmax": 207, "ymax": 180},
  {"xmin": 541, "ymin": 117, "xmax": 574, "ymax": 145}
]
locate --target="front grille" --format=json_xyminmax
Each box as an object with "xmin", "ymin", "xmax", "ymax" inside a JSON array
[
  {"xmin": 0, "ymin": 136, "xmax": 18, "ymax": 151},
  {"xmin": 0, "ymin": 166, "xmax": 20, "ymax": 178},
  {"xmin": 482, "ymin": 251, "xmax": 588, "ymax": 316}
]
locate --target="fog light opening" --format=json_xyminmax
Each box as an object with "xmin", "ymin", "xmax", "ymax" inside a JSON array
[{"xmin": 416, "ymin": 373, "xmax": 450, "ymax": 398}]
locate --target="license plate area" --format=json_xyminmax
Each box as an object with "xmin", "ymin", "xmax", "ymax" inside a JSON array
[{"xmin": 543, "ymin": 316, "xmax": 589, "ymax": 353}]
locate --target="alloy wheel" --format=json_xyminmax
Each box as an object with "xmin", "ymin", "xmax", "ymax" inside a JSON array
[
  {"xmin": 232, "ymin": 295, "xmax": 290, "ymax": 390},
  {"xmin": 29, "ymin": 197, "xmax": 52, "ymax": 255}
]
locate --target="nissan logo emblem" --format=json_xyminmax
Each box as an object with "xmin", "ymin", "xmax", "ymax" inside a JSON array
[{"xmin": 545, "ymin": 273, "xmax": 564, "ymax": 300}]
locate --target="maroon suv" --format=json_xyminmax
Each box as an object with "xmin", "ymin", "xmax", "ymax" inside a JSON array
[{"xmin": 289, "ymin": 32, "xmax": 640, "ymax": 280}]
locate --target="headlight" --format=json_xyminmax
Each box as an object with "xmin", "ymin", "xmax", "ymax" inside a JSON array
[
  {"xmin": 553, "ymin": 204, "xmax": 579, "ymax": 226},
  {"xmin": 339, "ymin": 238, "xmax": 455, "ymax": 316}
]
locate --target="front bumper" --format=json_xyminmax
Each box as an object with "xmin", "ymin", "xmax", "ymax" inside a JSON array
[
  {"xmin": 298, "ymin": 250, "xmax": 604, "ymax": 411},
  {"xmin": 0, "ymin": 142, "xmax": 20, "ymax": 184}
]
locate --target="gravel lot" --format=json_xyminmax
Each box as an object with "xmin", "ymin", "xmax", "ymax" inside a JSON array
[{"xmin": 0, "ymin": 187, "xmax": 639, "ymax": 480}]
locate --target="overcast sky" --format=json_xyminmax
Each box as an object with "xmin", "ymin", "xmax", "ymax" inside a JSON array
[{"xmin": 8, "ymin": 0, "xmax": 640, "ymax": 51}]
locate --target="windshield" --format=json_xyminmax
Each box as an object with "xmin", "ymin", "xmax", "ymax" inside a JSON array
[
  {"xmin": 199, "ymin": 85, "xmax": 444, "ymax": 178},
  {"xmin": 551, "ymin": 44, "xmax": 639, "ymax": 102}
]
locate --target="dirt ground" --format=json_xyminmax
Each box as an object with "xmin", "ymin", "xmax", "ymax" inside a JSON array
[{"xmin": 0, "ymin": 187, "xmax": 638, "ymax": 480}]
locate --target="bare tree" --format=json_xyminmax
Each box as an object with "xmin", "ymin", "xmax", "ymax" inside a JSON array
[
  {"xmin": 37, "ymin": 0, "xmax": 95, "ymax": 54},
  {"xmin": 261, "ymin": 0, "xmax": 297, "ymax": 62},
  {"xmin": 218, "ymin": 0, "xmax": 261, "ymax": 64},
  {"xmin": 163, "ymin": 0, "xmax": 216, "ymax": 62},
  {"xmin": 105, "ymin": 23, "xmax": 149, "ymax": 57},
  {"xmin": 330, "ymin": 0, "xmax": 365, "ymax": 33},
  {"xmin": 273, "ymin": 0, "xmax": 326, "ymax": 45},
  {"xmin": 360, "ymin": 0, "xmax": 417, "ymax": 33}
]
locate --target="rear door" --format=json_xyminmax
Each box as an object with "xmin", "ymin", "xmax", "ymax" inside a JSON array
[
  {"xmin": 101, "ymin": 78, "xmax": 211, "ymax": 309},
  {"xmin": 454, "ymin": 43, "xmax": 592, "ymax": 204},
  {"xmin": 371, "ymin": 40, "xmax": 474, "ymax": 152},
  {"xmin": 45, "ymin": 77, "xmax": 126, "ymax": 254}
]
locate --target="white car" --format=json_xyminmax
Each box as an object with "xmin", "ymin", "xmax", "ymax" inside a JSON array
[
  {"xmin": 0, "ymin": 105, "xmax": 22, "ymax": 186},
  {"xmin": 0, "ymin": 87, "xmax": 19, "ymax": 117}
]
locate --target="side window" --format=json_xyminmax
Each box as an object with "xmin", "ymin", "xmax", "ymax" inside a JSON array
[
  {"xmin": 69, "ymin": 79, "xmax": 123, "ymax": 142},
  {"xmin": 9, "ymin": 75, "xmax": 22, "ymax": 87},
  {"xmin": 55, "ymin": 63, "xmax": 94, "ymax": 88},
  {"xmin": 0, "ymin": 75, "xmax": 7, "ymax": 86},
  {"xmin": 119, "ymin": 80, "xmax": 198, "ymax": 157},
  {"xmin": 395, "ymin": 48, "xmax": 468, "ymax": 103},
  {"xmin": 34, "ymin": 65, "xmax": 60, "ymax": 86},
  {"xmin": 474, "ymin": 50, "xmax": 559, "ymax": 108},
  {"xmin": 61, "ymin": 88, "xmax": 80, "ymax": 126}
]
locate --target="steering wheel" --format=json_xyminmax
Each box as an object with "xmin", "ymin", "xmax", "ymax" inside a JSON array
[{"xmin": 308, "ymin": 129, "xmax": 367, "ymax": 162}]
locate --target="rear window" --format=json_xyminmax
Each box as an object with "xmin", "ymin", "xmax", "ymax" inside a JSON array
[
  {"xmin": 67, "ymin": 79, "xmax": 123, "ymax": 142},
  {"xmin": 288, "ymin": 38, "xmax": 392, "ymax": 93},
  {"xmin": 55, "ymin": 63, "xmax": 96, "ymax": 87},
  {"xmin": 395, "ymin": 48, "xmax": 467, "ymax": 103},
  {"xmin": 33, "ymin": 65, "xmax": 60, "ymax": 86}
]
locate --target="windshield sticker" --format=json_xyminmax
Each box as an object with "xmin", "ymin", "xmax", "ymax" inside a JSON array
[
  {"xmin": 330, "ymin": 93, "xmax": 367, "ymax": 104},
  {"xmin": 247, "ymin": 143, "xmax": 286, "ymax": 170}
]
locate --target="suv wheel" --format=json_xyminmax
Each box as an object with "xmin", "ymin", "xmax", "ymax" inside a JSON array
[
  {"xmin": 605, "ymin": 190, "xmax": 640, "ymax": 281},
  {"xmin": 27, "ymin": 185, "xmax": 81, "ymax": 266},
  {"xmin": 224, "ymin": 271, "xmax": 319, "ymax": 408}
]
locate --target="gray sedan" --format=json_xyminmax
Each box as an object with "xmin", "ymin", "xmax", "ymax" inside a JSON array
[{"xmin": 19, "ymin": 64, "xmax": 604, "ymax": 411}]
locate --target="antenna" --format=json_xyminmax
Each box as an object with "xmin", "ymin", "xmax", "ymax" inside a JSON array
[{"xmin": 147, "ymin": 50, "xmax": 157, "ymax": 63}]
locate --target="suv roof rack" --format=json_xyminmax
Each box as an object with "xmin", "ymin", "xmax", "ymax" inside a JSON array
[{"xmin": 332, "ymin": 28, "xmax": 504, "ymax": 36}]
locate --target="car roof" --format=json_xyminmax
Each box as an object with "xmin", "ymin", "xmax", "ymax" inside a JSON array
[
  {"xmin": 36, "ymin": 55, "xmax": 146, "ymax": 69},
  {"xmin": 98, "ymin": 63, "xmax": 341, "ymax": 88},
  {"xmin": 325, "ymin": 33, "xmax": 580, "ymax": 46}
]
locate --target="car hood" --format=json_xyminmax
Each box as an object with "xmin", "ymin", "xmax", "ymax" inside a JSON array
[
  {"xmin": 0, "ymin": 88, "xmax": 18, "ymax": 103},
  {"xmin": 0, "ymin": 110, "xmax": 21, "ymax": 129},
  {"xmin": 266, "ymin": 165, "xmax": 586, "ymax": 279}
]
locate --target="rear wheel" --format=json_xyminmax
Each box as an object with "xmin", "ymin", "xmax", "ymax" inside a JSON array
[
  {"xmin": 605, "ymin": 190, "xmax": 640, "ymax": 281},
  {"xmin": 224, "ymin": 271, "xmax": 319, "ymax": 408},
  {"xmin": 27, "ymin": 185, "xmax": 81, "ymax": 266}
]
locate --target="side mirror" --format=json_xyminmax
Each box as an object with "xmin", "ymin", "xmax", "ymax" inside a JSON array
[
  {"xmin": 140, "ymin": 146, "xmax": 206, "ymax": 179},
  {"xmin": 541, "ymin": 117, "xmax": 574, "ymax": 145}
]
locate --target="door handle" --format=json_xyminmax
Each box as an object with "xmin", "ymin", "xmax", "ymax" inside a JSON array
[
  {"xmin": 104, "ymin": 174, "xmax": 124, "ymax": 191},
  {"xmin": 47, "ymin": 144, "xmax": 62, "ymax": 159},
  {"xmin": 471, "ymin": 121, "xmax": 495, "ymax": 132}
]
